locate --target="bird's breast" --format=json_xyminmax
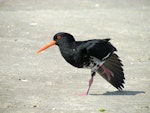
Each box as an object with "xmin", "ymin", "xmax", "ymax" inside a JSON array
[{"xmin": 60, "ymin": 49, "xmax": 89, "ymax": 68}]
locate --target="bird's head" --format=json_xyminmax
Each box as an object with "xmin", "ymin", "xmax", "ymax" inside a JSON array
[{"xmin": 36, "ymin": 32, "xmax": 75, "ymax": 54}]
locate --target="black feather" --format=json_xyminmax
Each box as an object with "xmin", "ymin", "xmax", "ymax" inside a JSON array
[{"xmin": 97, "ymin": 53, "xmax": 125, "ymax": 90}]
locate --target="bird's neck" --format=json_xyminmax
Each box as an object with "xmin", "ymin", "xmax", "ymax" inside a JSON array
[
  {"xmin": 59, "ymin": 41, "xmax": 75, "ymax": 49},
  {"xmin": 58, "ymin": 42, "xmax": 75, "ymax": 55}
]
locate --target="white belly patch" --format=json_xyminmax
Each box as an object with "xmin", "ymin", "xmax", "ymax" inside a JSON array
[{"xmin": 84, "ymin": 56, "xmax": 105, "ymax": 73}]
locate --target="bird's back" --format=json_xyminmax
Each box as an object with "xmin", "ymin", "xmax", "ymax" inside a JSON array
[{"xmin": 77, "ymin": 38, "xmax": 117, "ymax": 60}]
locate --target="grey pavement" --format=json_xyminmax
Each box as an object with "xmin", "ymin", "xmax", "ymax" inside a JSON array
[{"xmin": 0, "ymin": 0, "xmax": 150, "ymax": 113}]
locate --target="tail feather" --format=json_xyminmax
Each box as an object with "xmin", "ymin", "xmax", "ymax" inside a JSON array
[{"xmin": 97, "ymin": 53, "xmax": 125, "ymax": 90}]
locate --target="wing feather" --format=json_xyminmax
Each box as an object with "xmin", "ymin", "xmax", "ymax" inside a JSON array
[{"xmin": 97, "ymin": 53, "xmax": 125, "ymax": 90}]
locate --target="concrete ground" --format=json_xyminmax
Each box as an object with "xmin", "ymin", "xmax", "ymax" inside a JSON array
[{"xmin": 0, "ymin": 0, "xmax": 150, "ymax": 113}]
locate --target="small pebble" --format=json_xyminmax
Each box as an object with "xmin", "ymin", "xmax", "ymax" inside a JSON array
[
  {"xmin": 52, "ymin": 107, "xmax": 56, "ymax": 110},
  {"xmin": 30, "ymin": 22, "xmax": 37, "ymax": 26},
  {"xmin": 33, "ymin": 105, "xmax": 37, "ymax": 108},
  {"xmin": 18, "ymin": 79, "xmax": 28, "ymax": 82}
]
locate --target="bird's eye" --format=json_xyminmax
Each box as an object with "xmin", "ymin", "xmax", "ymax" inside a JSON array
[
  {"xmin": 57, "ymin": 35, "xmax": 62, "ymax": 39},
  {"xmin": 54, "ymin": 35, "xmax": 61, "ymax": 41}
]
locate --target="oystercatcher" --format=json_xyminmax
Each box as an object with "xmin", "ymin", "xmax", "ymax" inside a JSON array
[{"xmin": 36, "ymin": 32, "xmax": 125, "ymax": 96}]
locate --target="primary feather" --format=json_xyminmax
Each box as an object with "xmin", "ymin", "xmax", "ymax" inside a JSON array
[{"xmin": 97, "ymin": 53, "xmax": 125, "ymax": 90}]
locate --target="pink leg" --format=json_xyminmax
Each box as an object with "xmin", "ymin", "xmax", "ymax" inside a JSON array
[
  {"xmin": 101, "ymin": 65, "xmax": 114, "ymax": 81},
  {"xmin": 79, "ymin": 76, "xmax": 94, "ymax": 96}
]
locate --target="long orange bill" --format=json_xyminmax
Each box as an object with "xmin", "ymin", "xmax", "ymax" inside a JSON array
[{"xmin": 36, "ymin": 40, "xmax": 56, "ymax": 54}]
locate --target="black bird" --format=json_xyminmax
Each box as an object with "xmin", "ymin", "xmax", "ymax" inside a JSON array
[{"xmin": 36, "ymin": 32, "xmax": 125, "ymax": 96}]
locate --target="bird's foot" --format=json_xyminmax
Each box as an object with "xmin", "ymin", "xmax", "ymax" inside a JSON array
[
  {"xmin": 79, "ymin": 93, "xmax": 88, "ymax": 96},
  {"xmin": 101, "ymin": 65, "xmax": 114, "ymax": 81}
]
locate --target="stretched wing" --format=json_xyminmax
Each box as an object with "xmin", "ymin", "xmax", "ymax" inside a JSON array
[{"xmin": 97, "ymin": 53, "xmax": 125, "ymax": 90}]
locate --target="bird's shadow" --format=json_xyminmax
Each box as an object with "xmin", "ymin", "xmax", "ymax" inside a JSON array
[{"xmin": 90, "ymin": 90, "xmax": 145, "ymax": 96}]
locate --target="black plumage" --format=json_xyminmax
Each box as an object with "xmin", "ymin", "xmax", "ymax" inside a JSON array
[{"xmin": 36, "ymin": 32, "xmax": 125, "ymax": 96}]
